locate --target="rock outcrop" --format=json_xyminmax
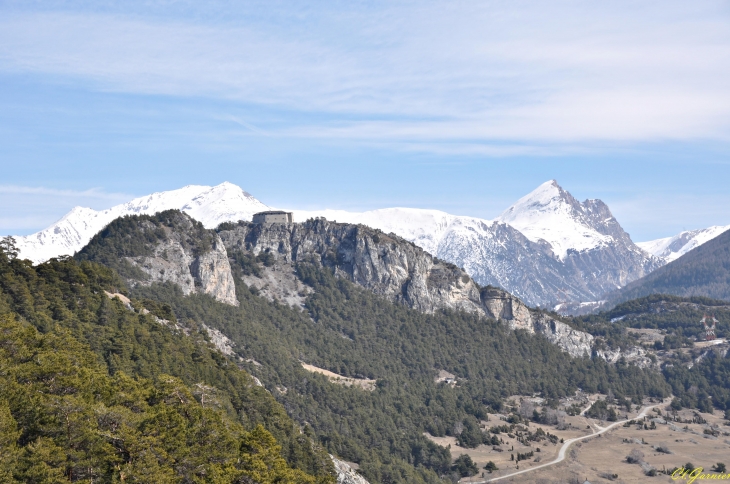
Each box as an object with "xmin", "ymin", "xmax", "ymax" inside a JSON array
[
  {"xmin": 218, "ymin": 217, "xmax": 596, "ymax": 356},
  {"xmin": 128, "ymin": 230, "xmax": 238, "ymax": 306},
  {"xmin": 331, "ymin": 457, "xmax": 370, "ymax": 484},
  {"xmin": 77, "ymin": 211, "xmax": 238, "ymax": 306},
  {"xmin": 78, "ymin": 211, "xmax": 603, "ymax": 359},
  {"xmin": 532, "ymin": 314, "xmax": 594, "ymax": 358},
  {"xmin": 480, "ymin": 286, "xmax": 535, "ymax": 331},
  {"xmin": 594, "ymin": 346, "xmax": 653, "ymax": 369},
  {"xmin": 480, "ymin": 287, "xmax": 593, "ymax": 357}
]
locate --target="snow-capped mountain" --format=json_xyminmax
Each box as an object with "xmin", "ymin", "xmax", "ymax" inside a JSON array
[
  {"xmin": 497, "ymin": 180, "xmax": 616, "ymax": 260},
  {"xmin": 13, "ymin": 179, "xmax": 660, "ymax": 307},
  {"xmin": 15, "ymin": 182, "xmax": 269, "ymax": 264},
  {"xmin": 294, "ymin": 180, "xmax": 661, "ymax": 307},
  {"xmin": 637, "ymin": 224, "xmax": 730, "ymax": 264}
]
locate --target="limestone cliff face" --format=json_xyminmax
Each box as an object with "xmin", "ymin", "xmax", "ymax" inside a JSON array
[
  {"xmin": 128, "ymin": 235, "xmax": 196, "ymax": 295},
  {"xmin": 218, "ymin": 218, "xmax": 595, "ymax": 356},
  {"xmin": 532, "ymin": 314, "xmax": 594, "ymax": 358},
  {"xmin": 78, "ymin": 211, "xmax": 239, "ymax": 306},
  {"xmin": 188, "ymin": 237, "xmax": 238, "ymax": 305},
  {"xmin": 127, "ymin": 224, "xmax": 238, "ymax": 306},
  {"xmin": 219, "ymin": 218, "xmax": 488, "ymax": 315},
  {"xmin": 331, "ymin": 457, "xmax": 370, "ymax": 484},
  {"xmin": 480, "ymin": 286, "xmax": 593, "ymax": 357},
  {"xmin": 479, "ymin": 286, "xmax": 535, "ymax": 331}
]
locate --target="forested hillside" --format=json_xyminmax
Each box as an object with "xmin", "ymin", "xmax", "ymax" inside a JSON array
[
  {"xmin": 606, "ymin": 229, "xmax": 730, "ymax": 306},
  {"xmin": 574, "ymin": 295, "xmax": 730, "ymax": 414},
  {"xmin": 0, "ymin": 241, "xmax": 334, "ymax": 483},
  {"xmin": 68, "ymin": 212, "xmax": 681, "ymax": 483},
  {"xmin": 10, "ymin": 208, "xmax": 730, "ymax": 483},
  {"xmin": 127, "ymin": 261, "xmax": 670, "ymax": 483}
]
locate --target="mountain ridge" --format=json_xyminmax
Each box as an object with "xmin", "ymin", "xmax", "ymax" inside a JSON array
[
  {"xmin": 75, "ymin": 209, "xmax": 665, "ymax": 365},
  {"xmin": 15, "ymin": 182, "xmax": 270, "ymax": 264},
  {"xmin": 605, "ymin": 227, "xmax": 730, "ymax": 307},
  {"xmin": 14, "ymin": 180, "xmax": 659, "ymax": 306},
  {"xmin": 295, "ymin": 180, "xmax": 660, "ymax": 307},
  {"xmin": 638, "ymin": 224, "xmax": 730, "ymax": 263}
]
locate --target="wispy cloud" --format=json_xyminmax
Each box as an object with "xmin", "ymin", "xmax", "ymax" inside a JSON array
[
  {"xmin": 0, "ymin": 1, "xmax": 728, "ymax": 152},
  {"xmin": 0, "ymin": 185, "xmax": 132, "ymax": 199},
  {"xmin": 0, "ymin": 185, "xmax": 133, "ymax": 235}
]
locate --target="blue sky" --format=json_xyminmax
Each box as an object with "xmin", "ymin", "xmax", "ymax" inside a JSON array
[{"xmin": 1, "ymin": 1, "xmax": 729, "ymax": 241}]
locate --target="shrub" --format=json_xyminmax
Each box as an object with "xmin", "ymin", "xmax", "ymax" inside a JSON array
[
  {"xmin": 626, "ymin": 449, "xmax": 644, "ymax": 464},
  {"xmin": 452, "ymin": 455, "xmax": 478, "ymax": 477}
]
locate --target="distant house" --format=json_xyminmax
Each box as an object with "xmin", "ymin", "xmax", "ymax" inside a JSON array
[
  {"xmin": 252, "ymin": 211, "xmax": 293, "ymax": 225},
  {"xmin": 701, "ymin": 314, "xmax": 718, "ymax": 341}
]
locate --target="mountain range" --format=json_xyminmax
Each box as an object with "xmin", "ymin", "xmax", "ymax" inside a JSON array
[
  {"xmin": 638, "ymin": 224, "xmax": 730, "ymax": 263},
  {"xmin": 606, "ymin": 227, "xmax": 730, "ymax": 306},
  {"xmin": 4, "ymin": 182, "xmax": 730, "ymax": 484},
  {"xmin": 14, "ymin": 183, "xmax": 269, "ymax": 264},
  {"xmin": 12, "ymin": 180, "xmax": 730, "ymax": 308}
]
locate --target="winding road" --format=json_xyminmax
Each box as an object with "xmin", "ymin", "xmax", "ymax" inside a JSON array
[{"xmin": 470, "ymin": 398, "xmax": 670, "ymax": 483}]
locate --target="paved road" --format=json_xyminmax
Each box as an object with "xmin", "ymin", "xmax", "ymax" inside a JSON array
[{"xmin": 467, "ymin": 399, "xmax": 670, "ymax": 483}]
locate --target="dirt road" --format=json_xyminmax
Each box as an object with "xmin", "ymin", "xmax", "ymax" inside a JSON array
[{"xmin": 471, "ymin": 398, "xmax": 670, "ymax": 483}]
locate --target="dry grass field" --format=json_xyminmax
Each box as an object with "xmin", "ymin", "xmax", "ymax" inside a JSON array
[{"xmin": 425, "ymin": 396, "xmax": 730, "ymax": 483}]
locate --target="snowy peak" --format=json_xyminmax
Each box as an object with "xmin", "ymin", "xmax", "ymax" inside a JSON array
[
  {"xmin": 638, "ymin": 224, "xmax": 730, "ymax": 263},
  {"xmin": 503, "ymin": 180, "xmax": 568, "ymax": 210},
  {"xmin": 180, "ymin": 182, "xmax": 269, "ymax": 229},
  {"xmin": 497, "ymin": 180, "xmax": 629, "ymax": 260},
  {"xmin": 12, "ymin": 179, "xmax": 660, "ymax": 307},
  {"xmin": 15, "ymin": 182, "xmax": 270, "ymax": 264},
  {"xmin": 111, "ymin": 182, "xmax": 268, "ymax": 226}
]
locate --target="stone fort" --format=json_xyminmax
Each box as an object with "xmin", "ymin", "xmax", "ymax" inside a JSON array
[{"xmin": 252, "ymin": 211, "xmax": 293, "ymax": 224}]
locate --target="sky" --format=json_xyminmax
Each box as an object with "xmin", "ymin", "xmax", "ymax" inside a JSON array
[{"xmin": 1, "ymin": 0, "xmax": 729, "ymax": 242}]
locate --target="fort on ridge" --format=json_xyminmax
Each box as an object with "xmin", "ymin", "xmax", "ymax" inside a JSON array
[{"xmin": 252, "ymin": 211, "xmax": 293, "ymax": 225}]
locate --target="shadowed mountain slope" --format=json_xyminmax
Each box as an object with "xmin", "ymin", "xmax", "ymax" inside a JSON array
[{"xmin": 606, "ymin": 228, "xmax": 730, "ymax": 307}]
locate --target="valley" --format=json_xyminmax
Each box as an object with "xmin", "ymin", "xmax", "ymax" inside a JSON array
[
  {"xmin": 426, "ymin": 395, "xmax": 729, "ymax": 484},
  {"xmin": 5, "ymin": 2, "xmax": 729, "ymax": 482},
  {"xmin": 3, "ymin": 182, "xmax": 730, "ymax": 484}
]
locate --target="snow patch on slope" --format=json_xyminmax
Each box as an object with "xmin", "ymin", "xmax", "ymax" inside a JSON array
[
  {"xmin": 16, "ymin": 182, "xmax": 269, "ymax": 264},
  {"xmin": 637, "ymin": 224, "xmax": 730, "ymax": 263},
  {"xmin": 496, "ymin": 180, "xmax": 612, "ymax": 260}
]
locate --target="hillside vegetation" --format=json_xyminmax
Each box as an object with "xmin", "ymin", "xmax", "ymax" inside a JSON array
[
  {"xmin": 607, "ymin": 229, "xmax": 730, "ymax": 305},
  {"xmin": 129, "ymin": 264, "xmax": 674, "ymax": 483},
  {"xmin": 70, "ymin": 212, "xmax": 679, "ymax": 483},
  {"xmin": 21, "ymin": 208, "xmax": 730, "ymax": 483},
  {"xmin": 574, "ymin": 295, "xmax": 730, "ymax": 413},
  {"xmin": 0, "ymin": 241, "xmax": 334, "ymax": 483}
]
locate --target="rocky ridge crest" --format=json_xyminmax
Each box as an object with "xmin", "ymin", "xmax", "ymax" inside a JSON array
[
  {"xmin": 218, "ymin": 217, "xmax": 595, "ymax": 357},
  {"xmin": 76, "ymin": 211, "xmax": 238, "ymax": 306},
  {"xmin": 78, "ymin": 211, "xmax": 650, "ymax": 362}
]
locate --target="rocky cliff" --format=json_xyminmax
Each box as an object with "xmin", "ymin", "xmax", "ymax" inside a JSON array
[
  {"xmin": 219, "ymin": 217, "xmax": 486, "ymax": 315},
  {"xmin": 76, "ymin": 210, "xmax": 609, "ymax": 359},
  {"xmin": 331, "ymin": 457, "xmax": 370, "ymax": 484},
  {"xmin": 217, "ymin": 217, "xmax": 595, "ymax": 357},
  {"xmin": 76, "ymin": 211, "xmax": 238, "ymax": 306},
  {"xmin": 481, "ymin": 287, "xmax": 593, "ymax": 357}
]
